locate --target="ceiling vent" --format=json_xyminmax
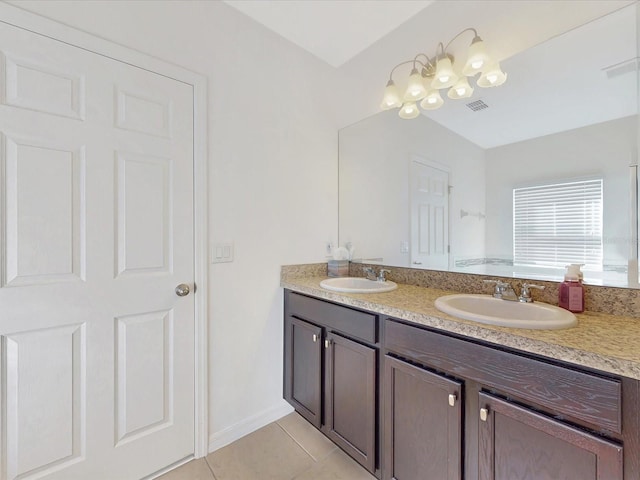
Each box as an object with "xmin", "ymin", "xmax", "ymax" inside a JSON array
[
  {"xmin": 466, "ymin": 99, "xmax": 489, "ymax": 112},
  {"xmin": 603, "ymin": 57, "xmax": 639, "ymax": 79}
]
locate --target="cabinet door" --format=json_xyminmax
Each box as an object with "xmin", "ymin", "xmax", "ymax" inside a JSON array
[
  {"xmin": 285, "ymin": 316, "xmax": 323, "ymax": 428},
  {"xmin": 478, "ymin": 392, "xmax": 623, "ymax": 480},
  {"xmin": 383, "ymin": 355, "xmax": 463, "ymax": 480},
  {"xmin": 324, "ymin": 332, "xmax": 377, "ymax": 473}
]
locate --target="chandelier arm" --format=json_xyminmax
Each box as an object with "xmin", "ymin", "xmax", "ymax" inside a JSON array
[
  {"xmin": 444, "ymin": 27, "xmax": 479, "ymax": 52},
  {"xmin": 388, "ymin": 59, "xmax": 427, "ymax": 81},
  {"xmin": 414, "ymin": 53, "xmax": 435, "ymax": 69}
]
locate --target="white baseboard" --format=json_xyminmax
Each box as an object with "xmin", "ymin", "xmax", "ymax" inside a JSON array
[{"xmin": 208, "ymin": 401, "xmax": 294, "ymax": 453}]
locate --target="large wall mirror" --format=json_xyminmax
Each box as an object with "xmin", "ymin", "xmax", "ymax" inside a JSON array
[{"xmin": 339, "ymin": 3, "xmax": 639, "ymax": 288}]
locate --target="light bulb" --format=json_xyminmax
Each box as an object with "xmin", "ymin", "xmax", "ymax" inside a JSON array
[
  {"xmin": 419, "ymin": 90, "xmax": 444, "ymax": 110},
  {"xmin": 380, "ymin": 79, "xmax": 402, "ymax": 110},
  {"xmin": 403, "ymin": 68, "xmax": 427, "ymax": 101},
  {"xmin": 462, "ymin": 36, "xmax": 491, "ymax": 76},
  {"xmin": 399, "ymin": 102, "xmax": 420, "ymax": 119},
  {"xmin": 477, "ymin": 61, "xmax": 507, "ymax": 88},
  {"xmin": 447, "ymin": 76, "xmax": 473, "ymax": 99},
  {"xmin": 431, "ymin": 56, "xmax": 458, "ymax": 89}
]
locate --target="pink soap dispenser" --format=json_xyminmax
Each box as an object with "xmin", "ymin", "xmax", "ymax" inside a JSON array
[{"xmin": 558, "ymin": 265, "xmax": 584, "ymax": 313}]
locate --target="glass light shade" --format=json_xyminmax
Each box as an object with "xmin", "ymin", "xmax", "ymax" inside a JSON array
[
  {"xmin": 380, "ymin": 79, "xmax": 402, "ymax": 110},
  {"xmin": 420, "ymin": 90, "xmax": 444, "ymax": 110},
  {"xmin": 462, "ymin": 37, "xmax": 490, "ymax": 76},
  {"xmin": 403, "ymin": 68, "xmax": 427, "ymax": 101},
  {"xmin": 398, "ymin": 102, "xmax": 420, "ymax": 119},
  {"xmin": 477, "ymin": 62, "xmax": 507, "ymax": 88},
  {"xmin": 447, "ymin": 76, "xmax": 474, "ymax": 99},
  {"xmin": 431, "ymin": 56, "xmax": 458, "ymax": 89}
]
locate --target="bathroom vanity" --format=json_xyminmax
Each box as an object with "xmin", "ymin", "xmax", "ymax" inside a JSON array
[{"xmin": 282, "ymin": 278, "xmax": 640, "ymax": 480}]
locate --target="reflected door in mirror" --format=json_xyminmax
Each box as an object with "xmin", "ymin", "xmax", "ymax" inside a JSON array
[{"xmin": 411, "ymin": 159, "xmax": 450, "ymax": 270}]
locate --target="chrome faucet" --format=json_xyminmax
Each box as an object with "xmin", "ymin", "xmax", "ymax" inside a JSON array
[
  {"xmin": 364, "ymin": 267, "xmax": 391, "ymax": 282},
  {"xmin": 484, "ymin": 279, "xmax": 545, "ymax": 303},
  {"xmin": 377, "ymin": 269, "xmax": 391, "ymax": 282},
  {"xmin": 483, "ymin": 279, "xmax": 518, "ymax": 301},
  {"xmin": 518, "ymin": 282, "xmax": 545, "ymax": 303},
  {"xmin": 363, "ymin": 267, "xmax": 377, "ymax": 281}
]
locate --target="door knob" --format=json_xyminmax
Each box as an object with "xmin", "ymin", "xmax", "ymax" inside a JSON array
[{"xmin": 175, "ymin": 283, "xmax": 190, "ymax": 297}]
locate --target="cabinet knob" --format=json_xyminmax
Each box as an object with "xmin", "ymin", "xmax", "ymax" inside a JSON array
[
  {"xmin": 480, "ymin": 407, "xmax": 489, "ymax": 422},
  {"xmin": 324, "ymin": 339, "xmax": 331, "ymax": 349},
  {"xmin": 312, "ymin": 334, "xmax": 318, "ymax": 342},
  {"xmin": 448, "ymin": 393, "xmax": 457, "ymax": 407}
]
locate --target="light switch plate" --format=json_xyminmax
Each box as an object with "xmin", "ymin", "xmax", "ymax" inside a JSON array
[{"xmin": 211, "ymin": 242, "xmax": 234, "ymax": 263}]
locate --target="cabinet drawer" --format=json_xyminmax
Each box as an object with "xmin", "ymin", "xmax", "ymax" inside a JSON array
[
  {"xmin": 385, "ymin": 319, "xmax": 622, "ymax": 433},
  {"xmin": 287, "ymin": 292, "xmax": 377, "ymax": 344}
]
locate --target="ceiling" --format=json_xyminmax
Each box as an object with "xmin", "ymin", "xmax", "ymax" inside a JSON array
[{"xmin": 222, "ymin": 0, "xmax": 434, "ymax": 67}]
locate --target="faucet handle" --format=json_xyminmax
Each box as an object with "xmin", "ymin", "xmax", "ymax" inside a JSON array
[
  {"xmin": 363, "ymin": 266, "xmax": 377, "ymax": 281},
  {"xmin": 483, "ymin": 279, "xmax": 510, "ymax": 298},
  {"xmin": 378, "ymin": 269, "xmax": 391, "ymax": 282},
  {"xmin": 519, "ymin": 283, "xmax": 545, "ymax": 303}
]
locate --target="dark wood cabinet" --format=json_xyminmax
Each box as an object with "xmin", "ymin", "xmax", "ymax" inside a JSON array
[
  {"xmin": 383, "ymin": 355, "xmax": 462, "ymax": 480},
  {"xmin": 478, "ymin": 392, "xmax": 623, "ymax": 480},
  {"xmin": 283, "ymin": 289, "xmax": 640, "ymax": 480},
  {"xmin": 288, "ymin": 317, "xmax": 323, "ymax": 427},
  {"xmin": 325, "ymin": 332, "xmax": 376, "ymax": 472},
  {"xmin": 383, "ymin": 318, "xmax": 638, "ymax": 480},
  {"xmin": 283, "ymin": 290, "xmax": 379, "ymax": 474}
]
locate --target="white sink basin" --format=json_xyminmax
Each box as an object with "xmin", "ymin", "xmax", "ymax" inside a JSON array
[
  {"xmin": 434, "ymin": 294, "xmax": 577, "ymax": 330},
  {"xmin": 320, "ymin": 277, "xmax": 398, "ymax": 293}
]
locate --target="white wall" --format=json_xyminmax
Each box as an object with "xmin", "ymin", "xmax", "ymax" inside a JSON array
[
  {"xmin": 339, "ymin": 110, "xmax": 486, "ymax": 267},
  {"xmin": 485, "ymin": 115, "xmax": 637, "ymax": 268},
  {"xmin": 10, "ymin": 0, "xmax": 340, "ymax": 449}
]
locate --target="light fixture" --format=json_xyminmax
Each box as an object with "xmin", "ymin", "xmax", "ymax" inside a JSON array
[
  {"xmin": 399, "ymin": 102, "xmax": 420, "ymax": 119},
  {"xmin": 420, "ymin": 89, "xmax": 444, "ymax": 110},
  {"xmin": 462, "ymin": 35, "xmax": 490, "ymax": 76},
  {"xmin": 477, "ymin": 61, "xmax": 508, "ymax": 87},
  {"xmin": 447, "ymin": 76, "xmax": 473, "ymax": 99},
  {"xmin": 381, "ymin": 28, "xmax": 507, "ymax": 119},
  {"xmin": 380, "ymin": 79, "xmax": 402, "ymax": 109},
  {"xmin": 404, "ymin": 67, "xmax": 428, "ymax": 101},
  {"xmin": 431, "ymin": 55, "xmax": 458, "ymax": 89}
]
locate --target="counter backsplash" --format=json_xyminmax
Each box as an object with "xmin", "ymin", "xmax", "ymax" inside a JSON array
[{"xmin": 281, "ymin": 262, "xmax": 640, "ymax": 319}]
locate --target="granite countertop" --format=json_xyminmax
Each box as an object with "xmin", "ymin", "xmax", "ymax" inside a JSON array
[{"xmin": 281, "ymin": 276, "xmax": 640, "ymax": 381}]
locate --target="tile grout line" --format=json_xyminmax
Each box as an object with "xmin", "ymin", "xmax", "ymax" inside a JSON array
[
  {"xmin": 276, "ymin": 417, "xmax": 339, "ymax": 463},
  {"xmin": 275, "ymin": 420, "xmax": 338, "ymax": 465},
  {"xmin": 203, "ymin": 454, "xmax": 218, "ymax": 480},
  {"xmin": 275, "ymin": 422, "xmax": 321, "ymax": 463}
]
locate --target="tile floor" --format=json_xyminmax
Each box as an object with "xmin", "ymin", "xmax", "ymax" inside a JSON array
[{"xmin": 157, "ymin": 412, "xmax": 377, "ymax": 480}]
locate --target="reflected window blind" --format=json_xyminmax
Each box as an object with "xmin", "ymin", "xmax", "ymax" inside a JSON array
[{"xmin": 513, "ymin": 179, "xmax": 603, "ymax": 269}]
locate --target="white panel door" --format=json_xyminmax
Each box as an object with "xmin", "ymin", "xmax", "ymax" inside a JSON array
[
  {"xmin": 410, "ymin": 160, "xmax": 449, "ymax": 270},
  {"xmin": 0, "ymin": 20, "xmax": 195, "ymax": 480}
]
